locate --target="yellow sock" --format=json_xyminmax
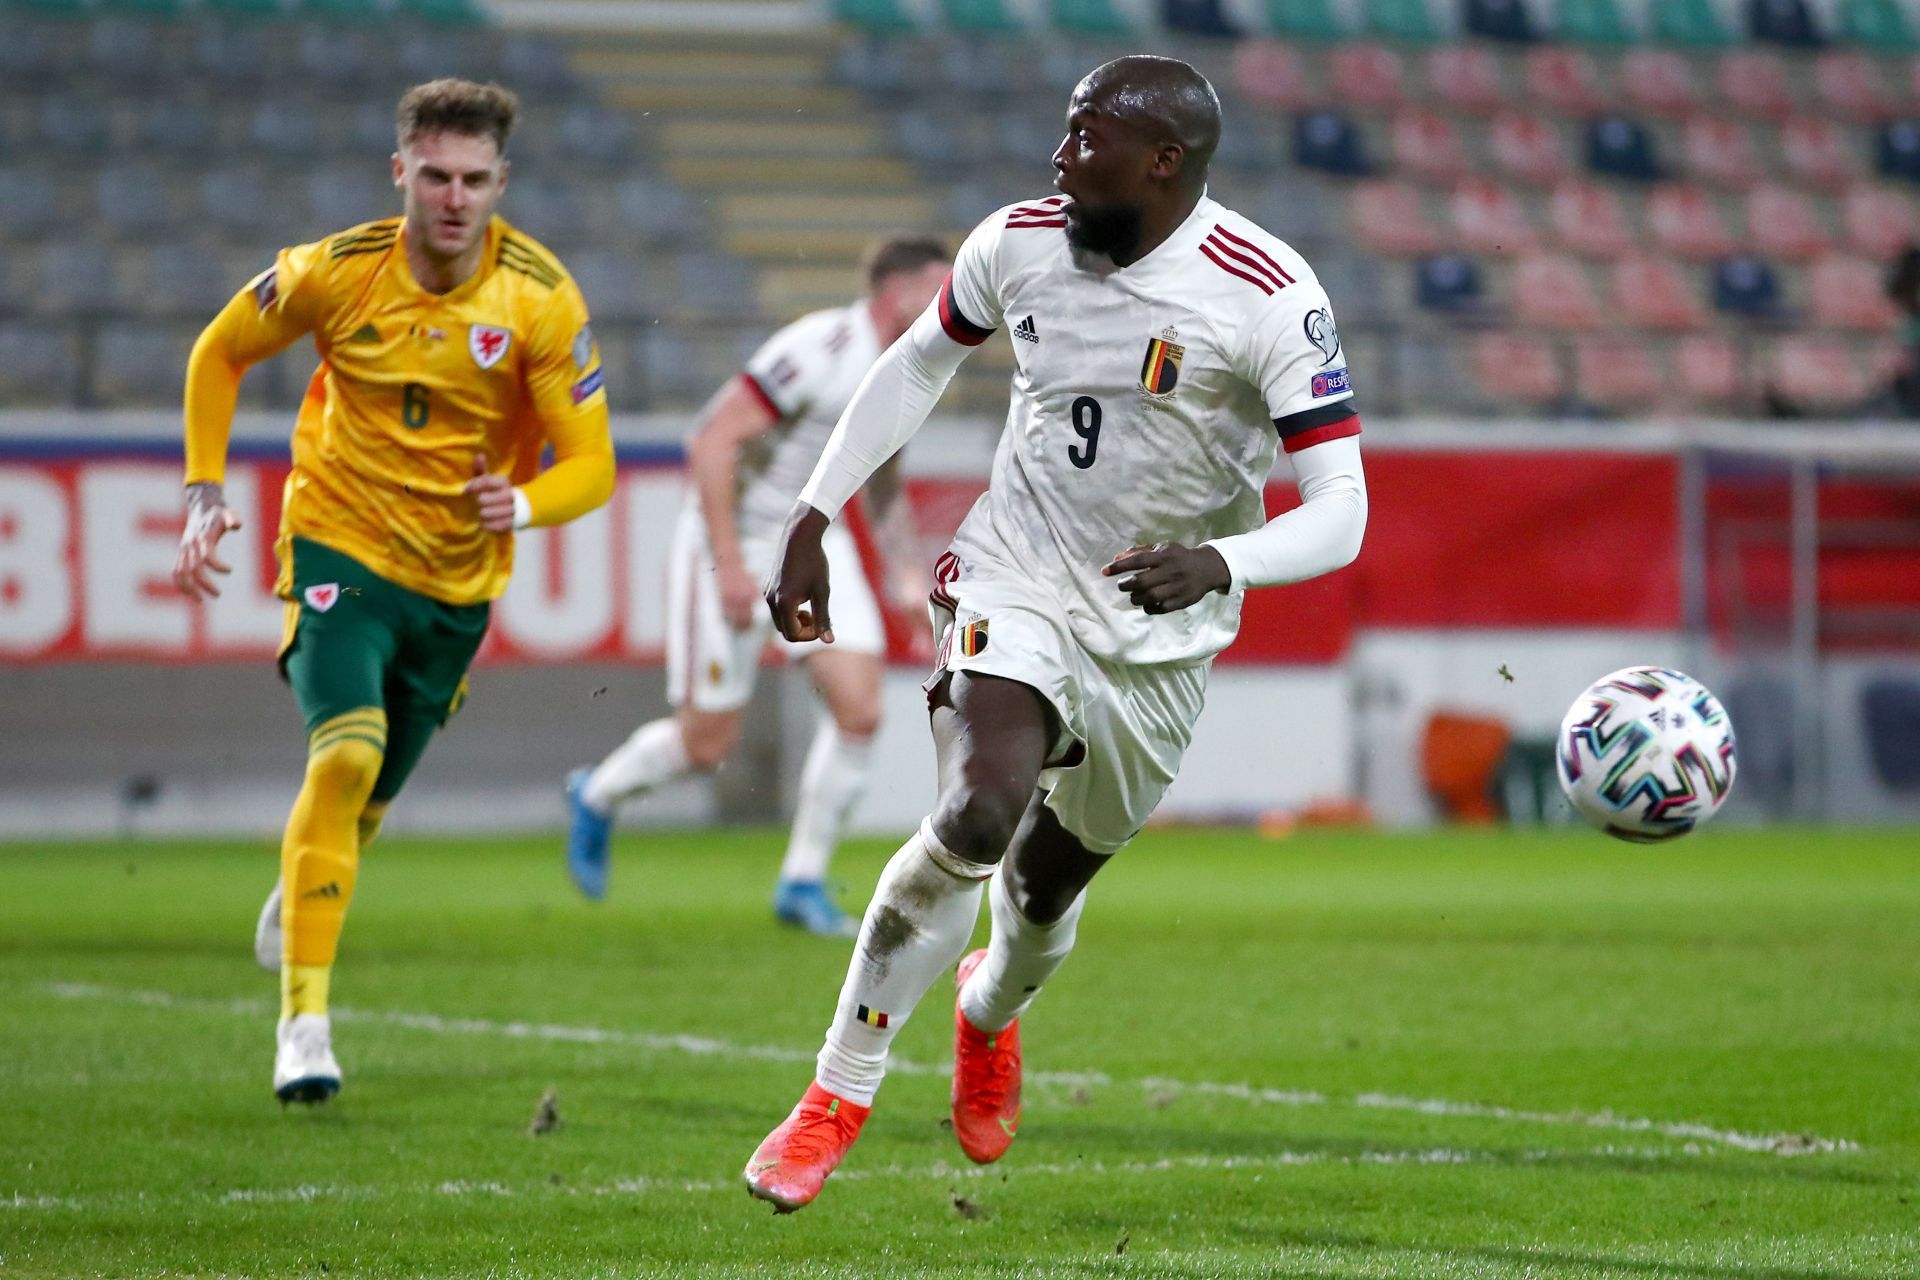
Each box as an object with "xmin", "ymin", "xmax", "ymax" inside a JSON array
[{"xmin": 279, "ymin": 709, "xmax": 386, "ymax": 1021}]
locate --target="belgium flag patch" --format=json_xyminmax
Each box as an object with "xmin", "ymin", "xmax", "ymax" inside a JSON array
[
  {"xmin": 1140, "ymin": 338, "xmax": 1183, "ymax": 396},
  {"xmin": 959, "ymin": 618, "xmax": 989, "ymax": 658}
]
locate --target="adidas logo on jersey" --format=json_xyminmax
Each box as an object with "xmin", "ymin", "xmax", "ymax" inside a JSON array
[
  {"xmin": 347, "ymin": 324, "xmax": 381, "ymax": 344},
  {"xmin": 1013, "ymin": 315, "xmax": 1039, "ymax": 344}
]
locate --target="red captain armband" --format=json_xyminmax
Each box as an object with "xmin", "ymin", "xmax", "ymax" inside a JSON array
[
  {"xmin": 1274, "ymin": 402, "xmax": 1362, "ymax": 453},
  {"xmin": 937, "ymin": 273, "xmax": 995, "ymax": 347}
]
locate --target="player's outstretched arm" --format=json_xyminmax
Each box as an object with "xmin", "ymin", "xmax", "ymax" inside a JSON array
[{"xmin": 687, "ymin": 377, "xmax": 781, "ymax": 629}]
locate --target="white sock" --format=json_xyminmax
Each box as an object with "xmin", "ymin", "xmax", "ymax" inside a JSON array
[
  {"xmin": 583, "ymin": 718, "xmax": 692, "ymax": 814},
  {"xmin": 959, "ymin": 865, "xmax": 1085, "ymax": 1034},
  {"xmin": 815, "ymin": 820, "xmax": 991, "ymax": 1105},
  {"xmin": 779, "ymin": 724, "xmax": 874, "ymax": 884}
]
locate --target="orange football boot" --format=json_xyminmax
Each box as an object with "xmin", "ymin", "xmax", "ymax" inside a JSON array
[
  {"xmin": 951, "ymin": 947, "xmax": 1022, "ymax": 1164},
  {"xmin": 742, "ymin": 1081, "xmax": 871, "ymax": 1212}
]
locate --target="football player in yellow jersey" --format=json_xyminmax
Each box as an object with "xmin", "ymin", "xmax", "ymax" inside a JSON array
[{"xmin": 170, "ymin": 79, "xmax": 615, "ymax": 1104}]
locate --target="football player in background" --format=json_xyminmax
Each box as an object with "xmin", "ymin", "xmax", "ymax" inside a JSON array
[
  {"xmin": 172, "ymin": 79, "xmax": 615, "ymax": 1104},
  {"xmin": 745, "ymin": 56, "xmax": 1368, "ymax": 1209},
  {"xmin": 564, "ymin": 238, "xmax": 949, "ymax": 937}
]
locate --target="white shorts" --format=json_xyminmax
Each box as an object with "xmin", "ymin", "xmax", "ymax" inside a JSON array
[
  {"xmin": 926, "ymin": 554, "xmax": 1209, "ymax": 856},
  {"xmin": 665, "ymin": 503, "xmax": 885, "ymax": 713}
]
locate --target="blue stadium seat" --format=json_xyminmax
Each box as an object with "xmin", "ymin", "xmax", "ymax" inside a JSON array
[
  {"xmin": 296, "ymin": 25, "xmax": 381, "ymax": 90},
  {"xmin": 1416, "ymin": 252, "xmax": 1485, "ymax": 312},
  {"xmin": 1464, "ymin": 0, "xmax": 1539, "ymax": 40},
  {"xmin": 1861, "ymin": 679, "xmax": 1920, "ymax": 789},
  {"xmin": 564, "ymin": 250, "xmax": 653, "ymax": 323},
  {"xmin": 135, "ymin": 102, "xmax": 219, "ymax": 156},
  {"xmin": 1585, "ymin": 114, "xmax": 1662, "ymax": 180},
  {"xmin": 191, "ymin": 21, "xmax": 272, "ymax": 84},
  {"xmin": 199, "ymin": 169, "xmax": 280, "ymax": 238},
  {"xmin": 36, "ymin": 243, "xmax": 128, "ymax": 316},
  {"xmin": 613, "ymin": 179, "xmax": 698, "ymax": 245},
  {"xmin": 86, "ymin": 18, "xmax": 165, "ymax": 82},
  {"xmin": 1711, "ymin": 254, "xmax": 1783, "ymax": 316},
  {"xmin": 38, "ymin": 97, "xmax": 111, "ymax": 154},
  {"xmin": 308, "ymin": 168, "xmax": 393, "ymax": 234},
  {"xmin": 833, "ymin": 38, "xmax": 912, "ymax": 94},
  {"xmin": 1164, "ymin": 0, "xmax": 1244, "ymax": 35},
  {"xmin": 0, "ymin": 168, "xmax": 60, "ymax": 236},
  {"xmin": 1314, "ymin": 252, "xmax": 1390, "ymax": 324},
  {"xmin": 1877, "ymin": 120, "xmax": 1920, "ymax": 182},
  {"xmin": 93, "ymin": 323, "xmax": 198, "ymax": 407},
  {"xmin": 95, "ymin": 165, "xmax": 179, "ymax": 239},
  {"xmin": 675, "ymin": 253, "xmax": 758, "ymax": 317},
  {"xmin": 500, "ymin": 35, "xmax": 577, "ymax": 94},
  {"xmin": 1293, "ymin": 109, "xmax": 1372, "ymax": 176},
  {"xmin": 250, "ymin": 102, "xmax": 322, "ymax": 159},
  {"xmin": 559, "ymin": 106, "xmax": 635, "ymax": 165},
  {"xmin": 1253, "ymin": 178, "xmax": 1341, "ymax": 244},
  {"xmin": 143, "ymin": 244, "xmax": 242, "ymax": 318},
  {"xmin": 0, "ymin": 323, "xmax": 80, "ymax": 405},
  {"xmin": 1747, "ymin": 0, "xmax": 1826, "ymax": 44}
]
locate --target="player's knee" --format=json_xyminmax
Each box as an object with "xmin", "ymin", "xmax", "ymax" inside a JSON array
[
  {"xmin": 1005, "ymin": 875, "xmax": 1077, "ymax": 927},
  {"xmin": 932, "ymin": 786, "xmax": 1024, "ymax": 867},
  {"xmin": 831, "ymin": 703, "xmax": 881, "ymax": 742},
  {"xmin": 306, "ymin": 737, "xmax": 384, "ymax": 806},
  {"xmin": 679, "ymin": 716, "xmax": 739, "ymax": 771}
]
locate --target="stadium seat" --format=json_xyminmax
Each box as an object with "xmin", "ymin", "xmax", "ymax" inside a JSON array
[
  {"xmin": 86, "ymin": 18, "xmax": 163, "ymax": 83},
  {"xmin": 1464, "ymin": 0, "xmax": 1539, "ymax": 40},
  {"xmin": 1573, "ymin": 337, "xmax": 1662, "ymax": 409},
  {"xmin": 1235, "ymin": 42, "xmax": 1319, "ymax": 110},
  {"xmin": 1514, "ymin": 252, "xmax": 1603, "ymax": 326},
  {"xmin": 1553, "ymin": 0, "xmax": 1635, "ymax": 43},
  {"xmin": 1781, "ymin": 116, "xmax": 1865, "ymax": 185},
  {"xmin": 0, "ymin": 168, "xmax": 60, "ymax": 236},
  {"xmin": 189, "ymin": 22, "xmax": 270, "ymax": 86},
  {"xmin": 1648, "ymin": 184, "xmax": 1738, "ymax": 258},
  {"xmin": 940, "ymin": 0, "xmax": 1029, "ymax": 29},
  {"xmin": 308, "ymin": 168, "xmax": 394, "ymax": 234},
  {"xmin": 675, "ymin": 253, "xmax": 759, "ymax": 318},
  {"xmin": 1414, "ymin": 252, "xmax": 1485, "ymax": 312},
  {"xmin": 1294, "ymin": 109, "xmax": 1372, "ymax": 175},
  {"xmin": 1328, "ymin": 43, "xmax": 1406, "ymax": 109},
  {"xmin": 1586, "ymin": 114, "xmax": 1662, "ymax": 180},
  {"xmin": 1524, "ymin": 47, "xmax": 1608, "ymax": 114},
  {"xmin": 1713, "ymin": 254, "xmax": 1785, "ymax": 315},
  {"xmin": 93, "ymin": 323, "xmax": 198, "ymax": 407},
  {"xmin": 135, "ymin": 101, "xmax": 218, "ymax": 156},
  {"xmin": 1769, "ymin": 336, "xmax": 1869, "ymax": 403},
  {"xmin": 1392, "ymin": 110, "xmax": 1472, "ymax": 183},
  {"xmin": 1490, "ymin": 113, "xmax": 1574, "ymax": 185},
  {"xmin": 1427, "ymin": 46, "xmax": 1507, "ymax": 113},
  {"xmin": 566, "ymin": 250, "xmax": 654, "ymax": 323},
  {"xmin": 1716, "ymin": 51, "xmax": 1795, "ymax": 120},
  {"xmin": 0, "ymin": 21, "xmax": 64, "ymax": 91},
  {"xmin": 1254, "ymin": 178, "xmax": 1344, "ymax": 245},
  {"xmin": 400, "ymin": 0, "xmax": 486, "ymax": 22},
  {"xmin": 1364, "ymin": 0, "xmax": 1446, "ymax": 41},
  {"xmin": 1838, "ymin": 0, "xmax": 1916, "ymax": 48},
  {"xmin": 1675, "ymin": 333, "xmax": 1746, "ymax": 405},
  {"xmin": 1391, "ymin": 334, "xmax": 1491, "ymax": 408},
  {"xmin": 1682, "ymin": 117, "xmax": 1762, "ymax": 188},
  {"xmin": 1861, "ymin": 680, "xmax": 1920, "ymax": 790},
  {"xmin": 1453, "ymin": 178, "xmax": 1539, "ymax": 252},
  {"xmin": 295, "ymin": 25, "xmax": 380, "ymax": 90},
  {"xmin": 933, "ymin": 37, "xmax": 1019, "ymax": 97},
  {"xmin": 1842, "ymin": 184, "xmax": 1917, "ymax": 256},
  {"xmin": 1470, "ymin": 331, "xmax": 1569, "ymax": 406},
  {"xmin": 1815, "ymin": 52, "xmax": 1898, "ymax": 121},
  {"xmin": 38, "ymin": 97, "xmax": 110, "ymax": 154},
  {"xmin": 832, "ymin": 0, "xmax": 919, "ymax": 27},
  {"xmin": 203, "ymin": 0, "xmax": 286, "ymax": 16},
  {"xmin": 1046, "ymin": 0, "xmax": 1145, "ymax": 33},
  {"xmin": 142, "ymin": 244, "xmax": 241, "ymax": 318},
  {"xmin": 1213, "ymin": 122, "xmax": 1280, "ymax": 174},
  {"xmin": 1164, "ymin": 0, "xmax": 1244, "ymax": 36},
  {"xmin": 1876, "ymin": 120, "xmax": 1920, "ymax": 182},
  {"xmin": 507, "ymin": 179, "xmax": 589, "ymax": 248},
  {"xmin": 1350, "ymin": 180, "xmax": 1444, "ymax": 253},
  {"xmin": 1620, "ymin": 48, "xmax": 1701, "ymax": 116},
  {"xmin": 1548, "ymin": 180, "xmax": 1636, "ymax": 256},
  {"xmin": 1745, "ymin": 184, "xmax": 1835, "ymax": 260},
  {"xmin": 500, "ymin": 35, "xmax": 578, "ymax": 93},
  {"xmin": 1265, "ymin": 0, "xmax": 1351, "ymax": 37},
  {"xmin": 0, "ymin": 323, "xmax": 80, "ymax": 405},
  {"xmin": 558, "ymin": 106, "xmax": 635, "ymax": 166},
  {"xmin": 250, "ymin": 101, "xmax": 322, "ymax": 160},
  {"xmin": 1747, "ymin": 0, "xmax": 1825, "ymax": 45},
  {"xmin": 1315, "ymin": 252, "xmax": 1393, "ymax": 322},
  {"xmin": 35, "ymin": 243, "xmax": 127, "ymax": 316},
  {"xmin": 198, "ymin": 169, "xmax": 279, "ymax": 238},
  {"xmin": 1811, "ymin": 254, "xmax": 1902, "ymax": 328},
  {"xmin": 95, "ymin": 166, "xmax": 177, "ymax": 239},
  {"xmin": 614, "ymin": 179, "xmax": 698, "ymax": 245},
  {"xmin": 1649, "ymin": 0, "xmax": 1734, "ymax": 45},
  {"xmin": 1613, "ymin": 254, "xmax": 1708, "ymax": 328}
]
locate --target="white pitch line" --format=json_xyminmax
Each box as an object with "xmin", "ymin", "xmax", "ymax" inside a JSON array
[
  {"xmin": 42, "ymin": 981, "xmax": 1858, "ymax": 1157},
  {"xmin": 3, "ymin": 1143, "xmax": 1705, "ymax": 1216}
]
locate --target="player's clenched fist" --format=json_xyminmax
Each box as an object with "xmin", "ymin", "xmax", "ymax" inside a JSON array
[
  {"xmin": 1103, "ymin": 541, "xmax": 1231, "ymax": 615},
  {"xmin": 464, "ymin": 452, "xmax": 518, "ymax": 532},
  {"xmin": 765, "ymin": 503, "xmax": 835, "ymax": 644},
  {"xmin": 173, "ymin": 482, "xmax": 244, "ymax": 601}
]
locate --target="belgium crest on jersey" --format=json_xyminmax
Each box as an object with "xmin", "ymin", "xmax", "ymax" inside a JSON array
[{"xmin": 1140, "ymin": 336, "xmax": 1183, "ymax": 396}]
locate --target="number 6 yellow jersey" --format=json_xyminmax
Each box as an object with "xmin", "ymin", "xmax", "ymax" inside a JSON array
[{"xmin": 183, "ymin": 215, "xmax": 615, "ymax": 606}]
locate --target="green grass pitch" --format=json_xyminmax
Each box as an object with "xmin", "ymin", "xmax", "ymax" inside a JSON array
[{"xmin": 2, "ymin": 827, "xmax": 1916, "ymax": 1278}]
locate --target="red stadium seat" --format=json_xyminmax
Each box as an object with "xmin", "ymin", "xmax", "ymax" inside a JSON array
[
  {"xmin": 1745, "ymin": 184, "xmax": 1834, "ymax": 261},
  {"xmin": 1842, "ymin": 184, "xmax": 1917, "ymax": 258},
  {"xmin": 1770, "ymin": 337, "xmax": 1869, "ymax": 405},
  {"xmin": 1682, "ymin": 117, "xmax": 1762, "ymax": 190},
  {"xmin": 1549, "ymin": 180, "xmax": 1636, "ymax": 257},
  {"xmin": 1648, "ymin": 185, "xmax": 1737, "ymax": 260},
  {"xmin": 1621, "ymin": 49, "xmax": 1701, "ymax": 119},
  {"xmin": 1524, "ymin": 48, "xmax": 1609, "ymax": 116},
  {"xmin": 1452, "ymin": 179, "xmax": 1539, "ymax": 254},
  {"xmin": 1351, "ymin": 181, "xmax": 1444, "ymax": 254},
  {"xmin": 1574, "ymin": 338, "xmax": 1662, "ymax": 410},
  {"xmin": 1780, "ymin": 116, "xmax": 1863, "ymax": 188},
  {"xmin": 1233, "ymin": 42, "xmax": 1318, "ymax": 110},
  {"xmin": 1392, "ymin": 110, "xmax": 1472, "ymax": 184},
  {"xmin": 1426, "ymin": 46, "xmax": 1506, "ymax": 115},
  {"xmin": 1329, "ymin": 43, "xmax": 1407, "ymax": 111},
  {"xmin": 1815, "ymin": 53, "xmax": 1896, "ymax": 124},
  {"xmin": 1471, "ymin": 332, "xmax": 1567, "ymax": 406},
  {"xmin": 1716, "ymin": 51, "xmax": 1794, "ymax": 122},
  {"xmin": 1811, "ymin": 255, "xmax": 1901, "ymax": 330},
  {"xmin": 1677, "ymin": 333, "xmax": 1746, "ymax": 407},
  {"xmin": 1514, "ymin": 252, "xmax": 1604, "ymax": 328},
  {"xmin": 1490, "ymin": 113, "xmax": 1573, "ymax": 186},
  {"xmin": 1613, "ymin": 255, "xmax": 1708, "ymax": 330}
]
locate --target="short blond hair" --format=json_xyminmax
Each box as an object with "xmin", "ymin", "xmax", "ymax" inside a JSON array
[{"xmin": 395, "ymin": 78, "xmax": 519, "ymax": 153}]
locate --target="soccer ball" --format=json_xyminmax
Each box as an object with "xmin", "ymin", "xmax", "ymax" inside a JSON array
[{"xmin": 1556, "ymin": 667, "xmax": 1737, "ymax": 842}]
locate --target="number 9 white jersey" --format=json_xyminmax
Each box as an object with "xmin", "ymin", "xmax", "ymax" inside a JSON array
[{"xmin": 938, "ymin": 194, "xmax": 1360, "ymax": 666}]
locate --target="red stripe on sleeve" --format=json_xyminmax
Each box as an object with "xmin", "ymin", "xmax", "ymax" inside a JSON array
[
  {"xmin": 937, "ymin": 274, "xmax": 995, "ymax": 346},
  {"xmin": 738, "ymin": 372, "xmax": 783, "ymax": 420},
  {"xmin": 1282, "ymin": 413, "xmax": 1362, "ymax": 453}
]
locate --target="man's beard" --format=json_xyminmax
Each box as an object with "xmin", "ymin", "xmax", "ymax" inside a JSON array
[{"xmin": 1064, "ymin": 200, "xmax": 1143, "ymax": 262}]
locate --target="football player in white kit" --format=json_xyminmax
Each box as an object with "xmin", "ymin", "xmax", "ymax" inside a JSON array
[
  {"xmin": 565, "ymin": 239, "xmax": 950, "ymax": 936},
  {"xmin": 743, "ymin": 57, "xmax": 1368, "ymax": 1209}
]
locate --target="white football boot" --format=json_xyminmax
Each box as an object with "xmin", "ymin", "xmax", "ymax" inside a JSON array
[
  {"xmin": 274, "ymin": 1014, "xmax": 342, "ymax": 1104},
  {"xmin": 253, "ymin": 880, "xmax": 282, "ymax": 972}
]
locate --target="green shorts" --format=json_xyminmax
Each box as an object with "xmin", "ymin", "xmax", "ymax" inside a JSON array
[{"xmin": 278, "ymin": 536, "xmax": 490, "ymax": 804}]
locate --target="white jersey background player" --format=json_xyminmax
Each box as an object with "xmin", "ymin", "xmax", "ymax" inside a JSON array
[
  {"xmin": 566, "ymin": 239, "xmax": 950, "ymax": 937},
  {"xmin": 743, "ymin": 56, "xmax": 1369, "ymax": 1211}
]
